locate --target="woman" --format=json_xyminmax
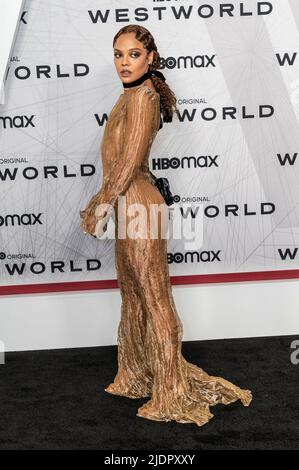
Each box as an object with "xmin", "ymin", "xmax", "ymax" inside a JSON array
[{"xmin": 80, "ymin": 24, "xmax": 252, "ymax": 427}]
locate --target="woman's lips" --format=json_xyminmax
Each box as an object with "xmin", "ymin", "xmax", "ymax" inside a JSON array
[{"xmin": 120, "ymin": 71, "xmax": 132, "ymax": 76}]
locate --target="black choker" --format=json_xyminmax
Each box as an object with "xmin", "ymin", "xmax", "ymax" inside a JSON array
[
  {"xmin": 123, "ymin": 70, "xmax": 166, "ymax": 88},
  {"xmin": 123, "ymin": 71, "xmax": 152, "ymax": 88}
]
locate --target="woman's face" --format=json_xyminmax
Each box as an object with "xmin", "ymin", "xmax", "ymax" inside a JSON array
[{"xmin": 113, "ymin": 32, "xmax": 153, "ymax": 85}]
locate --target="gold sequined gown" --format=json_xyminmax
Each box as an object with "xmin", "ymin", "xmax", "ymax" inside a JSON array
[{"xmin": 80, "ymin": 83, "xmax": 252, "ymax": 426}]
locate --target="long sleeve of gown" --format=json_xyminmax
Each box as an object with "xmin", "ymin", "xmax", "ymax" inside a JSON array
[{"xmin": 81, "ymin": 86, "xmax": 159, "ymax": 231}]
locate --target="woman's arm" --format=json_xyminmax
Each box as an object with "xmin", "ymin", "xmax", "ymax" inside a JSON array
[{"xmin": 80, "ymin": 86, "xmax": 159, "ymax": 236}]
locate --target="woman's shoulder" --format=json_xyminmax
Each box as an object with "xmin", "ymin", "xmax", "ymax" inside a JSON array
[
  {"xmin": 126, "ymin": 84, "xmax": 159, "ymax": 99},
  {"xmin": 140, "ymin": 84, "xmax": 159, "ymax": 94},
  {"xmin": 130, "ymin": 85, "xmax": 160, "ymax": 108},
  {"xmin": 140, "ymin": 84, "xmax": 159, "ymax": 97}
]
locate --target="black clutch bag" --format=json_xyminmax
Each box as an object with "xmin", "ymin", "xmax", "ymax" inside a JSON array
[{"xmin": 149, "ymin": 171, "xmax": 175, "ymax": 206}]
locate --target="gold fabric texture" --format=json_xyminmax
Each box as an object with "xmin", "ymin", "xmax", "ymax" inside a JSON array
[{"xmin": 80, "ymin": 84, "xmax": 253, "ymax": 426}]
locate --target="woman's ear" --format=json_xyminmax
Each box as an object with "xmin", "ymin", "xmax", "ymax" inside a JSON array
[{"xmin": 148, "ymin": 50, "xmax": 154, "ymax": 66}]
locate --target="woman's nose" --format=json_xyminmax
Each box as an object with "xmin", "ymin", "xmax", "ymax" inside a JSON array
[{"xmin": 122, "ymin": 56, "xmax": 129, "ymax": 66}]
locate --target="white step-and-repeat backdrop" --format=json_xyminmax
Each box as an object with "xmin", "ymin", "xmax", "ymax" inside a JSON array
[{"xmin": 0, "ymin": 0, "xmax": 299, "ymax": 294}]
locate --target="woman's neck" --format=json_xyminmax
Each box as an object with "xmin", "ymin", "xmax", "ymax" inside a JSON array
[{"xmin": 123, "ymin": 70, "xmax": 155, "ymax": 92}]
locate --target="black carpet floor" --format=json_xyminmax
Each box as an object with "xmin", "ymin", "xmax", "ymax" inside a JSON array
[{"xmin": 0, "ymin": 334, "xmax": 298, "ymax": 450}]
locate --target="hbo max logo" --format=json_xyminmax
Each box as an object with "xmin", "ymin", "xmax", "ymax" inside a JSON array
[{"xmin": 159, "ymin": 55, "xmax": 216, "ymax": 69}]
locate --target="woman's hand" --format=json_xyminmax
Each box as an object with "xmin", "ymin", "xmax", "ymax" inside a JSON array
[{"xmin": 80, "ymin": 208, "xmax": 108, "ymax": 239}]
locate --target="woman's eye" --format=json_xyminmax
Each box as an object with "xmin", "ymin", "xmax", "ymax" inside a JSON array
[{"xmin": 114, "ymin": 53, "xmax": 140, "ymax": 58}]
